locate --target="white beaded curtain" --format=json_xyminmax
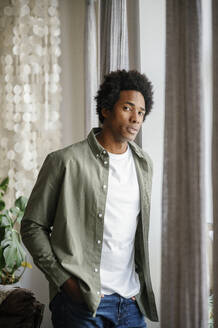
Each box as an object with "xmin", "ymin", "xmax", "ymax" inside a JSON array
[{"xmin": 0, "ymin": 0, "xmax": 62, "ymax": 203}]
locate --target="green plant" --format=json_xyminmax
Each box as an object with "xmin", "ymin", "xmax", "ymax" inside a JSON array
[{"xmin": 0, "ymin": 176, "xmax": 32, "ymax": 284}]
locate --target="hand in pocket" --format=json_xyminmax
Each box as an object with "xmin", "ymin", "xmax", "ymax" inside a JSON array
[{"xmin": 62, "ymin": 277, "xmax": 84, "ymax": 303}]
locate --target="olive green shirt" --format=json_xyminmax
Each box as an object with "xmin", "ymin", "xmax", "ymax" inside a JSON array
[{"xmin": 21, "ymin": 128, "xmax": 158, "ymax": 321}]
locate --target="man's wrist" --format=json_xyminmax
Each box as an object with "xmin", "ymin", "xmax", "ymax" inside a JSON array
[
  {"xmin": 61, "ymin": 277, "xmax": 77, "ymax": 290},
  {"xmin": 61, "ymin": 277, "xmax": 84, "ymax": 303}
]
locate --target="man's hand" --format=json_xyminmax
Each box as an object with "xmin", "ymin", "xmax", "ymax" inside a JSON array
[{"xmin": 61, "ymin": 277, "xmax": 84, "ymax": 303}]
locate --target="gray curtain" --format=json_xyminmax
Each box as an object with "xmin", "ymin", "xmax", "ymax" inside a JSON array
[
  {"xmin": 99, "ymin": 0, "xmax": 143, "ymax": 146},
  {"xmin": 126, "ymin": 0, "xmax": 142, "ymax": 147},
  {"xmin": 84, "ymin": 0, "xmax": 130, "ymax": 135},
  {"xmin": 100, "ymin": 0, "xmax": 129, "ymax": 82},
  {"xmin": 84, "ymin": 0, "xmax": 99, "ymax": 136},
  {"xmin": 161, "ymin": 1, "xmax": 208, "ymax": 327},
  {"xmin": 212, "ymin": 0, "xmax": 218, "ymax": 326}
]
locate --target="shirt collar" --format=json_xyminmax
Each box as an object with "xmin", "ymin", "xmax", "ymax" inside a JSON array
[{"xmin": 87, "ymin": 128, "xmax": 147, "ymax": 161}]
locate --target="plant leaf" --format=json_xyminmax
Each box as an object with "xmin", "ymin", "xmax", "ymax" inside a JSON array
[
  {"xmin": 0, "ymin": 200, "xmax": 5, "ymax": 211},
  {"xmin": 9, "ymin": 207, "xmax": 19, "ymax": 216},
  {"xmin": 0, "ymin": 214, "xmax": 12, "ymax": 228},
  {"xmin": 0, "ymin": 177, "xmax": 9, "ymax": 193},
  {"xmin": 15, "ymin": 196, "xmax": 27, "ymax": 212},
  {"xmin": 1, "ymin": 229, "xmax": 12, "ymax": 248},
  {"xmin": 12, "ymin": 230, "xmax": 26, "ymax": 266},
  {"xmin": 0, "ymin": 246, "xmax": 5, "ymax": 269},
  {"xmin": 16, "ymin": 212, "xmax": 24, "ymax": 225},
  {"xmin": 3, "ymin": 229, "xmax": 26, "ymax": 273},
  {"xmin": 0, "ymin": 227, "xmax": 5, "ymax": 243},
  {"xmin": 3, "ymin": 244, "xmax": 17, "ymax": 272}
]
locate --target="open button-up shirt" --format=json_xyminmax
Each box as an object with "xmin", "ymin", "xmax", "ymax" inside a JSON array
[{"xmin": 21, "ymin": 128, "xmax": 159, "ymax": 321}]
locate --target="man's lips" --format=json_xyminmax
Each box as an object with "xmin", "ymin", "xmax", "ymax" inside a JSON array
[{"xmin": 127, "ymin": 127, "xmax": 138, "ymax": 134}]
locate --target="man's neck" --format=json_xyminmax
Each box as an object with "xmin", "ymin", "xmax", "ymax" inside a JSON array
[{"xmin": 96, "ymin": 131, "xmax": 128, "ymax": 154}]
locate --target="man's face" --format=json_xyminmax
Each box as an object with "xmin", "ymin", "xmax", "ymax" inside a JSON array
[{"xmin": 102, "ymin": 90, "xmax": 145, "ymax": 142}]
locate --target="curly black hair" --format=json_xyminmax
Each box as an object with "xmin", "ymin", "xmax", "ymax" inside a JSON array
[{"xmin": 95, "ymin": 69, "xmax": 153, "ymax": 123}]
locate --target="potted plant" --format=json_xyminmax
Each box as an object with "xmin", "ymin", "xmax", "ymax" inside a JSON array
[{"xmin": 0, "ymin": 176, "xmax": 32, "ymax": 285}]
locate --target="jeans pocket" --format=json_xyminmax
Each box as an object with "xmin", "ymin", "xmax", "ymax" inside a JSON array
[
  {"xmin": 61, "ymin": 290, "xmax": 92, "ymax": 316},
  {"xmin": 49, "ymin": 292, "xmax": 62, "ymax": 311}
]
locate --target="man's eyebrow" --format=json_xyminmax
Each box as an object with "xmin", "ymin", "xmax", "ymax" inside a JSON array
[{"xmin": 125, "ymin": 101, "xmax": 146, "ymax": 112}]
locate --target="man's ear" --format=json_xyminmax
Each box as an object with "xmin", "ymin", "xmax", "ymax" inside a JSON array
[{"xmin": 101, "ymin": 108, "xmax": 110, "ymax": 119}]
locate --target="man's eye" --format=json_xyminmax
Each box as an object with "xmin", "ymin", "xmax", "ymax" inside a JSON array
[
  {"xmin": 139, "ymin": 111, "xmax": 145, "ymax": 116},
  {"xmin": 123, "ymin": 106, "xmax": 131, "ymax": 111}
]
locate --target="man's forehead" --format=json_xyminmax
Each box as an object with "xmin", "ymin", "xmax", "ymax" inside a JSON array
[{"xmin": 118, "ymin": 90, "xmax": 145, "ymax": 107}]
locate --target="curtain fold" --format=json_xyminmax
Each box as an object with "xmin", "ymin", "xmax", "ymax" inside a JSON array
[
  {"xmin": 161, "ymin": 1, "xmax": 208, "ymax": 327},
  {"xmin": 99, "ymin": 0, "xmax": 129, "ymax": 82},
  {"xmin": 126, "ymin": 0, "xmax": 142, "ymax": 147},
  {"xmin": 212, "ymin": 0, "xmax": 218, "ymax": 326},
  {"xmin": 84, "ymin": 0, "xmax": 129, "ymax": 135}
]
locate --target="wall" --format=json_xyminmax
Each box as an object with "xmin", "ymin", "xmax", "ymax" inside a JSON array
[
  {"xmin": 202, "ymin": 0, "xmax": 212, "ymax": 224},
  {"xmin": 59, "ymin": 0, "xmax": 86, "ymax": 146},
  {"xmin": 139, "ymin": 1, "xmax": 166, "ymax": 327}
]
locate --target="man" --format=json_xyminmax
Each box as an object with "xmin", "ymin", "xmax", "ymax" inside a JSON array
[{"xmin": 21, "ymin": 70, "xmax": 158, "ymax": 327}]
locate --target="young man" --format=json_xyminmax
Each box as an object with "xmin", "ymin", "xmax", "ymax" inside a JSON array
[{"xmin": 21, "ymin": 70, "xmax": 158, "ymax": 327}]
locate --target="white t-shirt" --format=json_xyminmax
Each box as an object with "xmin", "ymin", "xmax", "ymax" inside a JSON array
[{"xmin": 100, "ymin": 145, "xmax": 141, "ymax": 298}]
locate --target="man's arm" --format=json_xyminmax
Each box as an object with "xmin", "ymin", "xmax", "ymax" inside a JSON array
[{"xmin": 20, "ymin": 153, "xmax": 71, "ymax": 290}]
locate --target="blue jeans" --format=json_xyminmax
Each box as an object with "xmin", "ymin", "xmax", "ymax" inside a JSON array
[{"xmin": 50, "ymin": 291, "xmax": 147, "ymax": 328}]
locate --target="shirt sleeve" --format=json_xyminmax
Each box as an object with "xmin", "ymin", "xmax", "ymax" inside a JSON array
[{"xmin": 20, "ymin": 153, "xmax": 71, "ymax": 290}]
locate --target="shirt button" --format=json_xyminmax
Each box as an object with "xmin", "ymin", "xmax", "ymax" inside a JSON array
[
  {"xmin": 104, "ymin": 161, "xmax": 108, "ymax": 165},
  {"xmin": 103, "ymin": 184, "xmax": 107, "ymax": 189},
  {"xmin": 94, "ymin": 268, "xmax": 98, "ymax": 272},
  {"xmin": 102, "ymin": 150, "xmax": 107, "ymax": 154},
  {"xmin": 98, "ymin": 213, "xmax": 103, "ymax": 218},
  {"xmin": 97, "ymin": 240, "xmax": 101, "ymax": 244},
  {"xmin": 96, "ymin": 154, "xmax": 100, "ymax": 158}
]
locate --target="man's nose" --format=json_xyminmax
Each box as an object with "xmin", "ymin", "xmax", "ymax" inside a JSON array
[{"xmin": 130, "ymin": 110, "xmax": 140, "ymax": 123}]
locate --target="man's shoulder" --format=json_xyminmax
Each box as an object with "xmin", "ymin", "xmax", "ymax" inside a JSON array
[{"xmin": 46, "ymin": 138, "xmax": 88, "ymax": 164}]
